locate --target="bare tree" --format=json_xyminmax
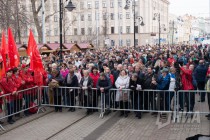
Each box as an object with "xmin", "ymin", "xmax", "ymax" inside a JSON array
[{"xmin": 30, "ymin": 0, "xmax": 58, "ymax": 43}]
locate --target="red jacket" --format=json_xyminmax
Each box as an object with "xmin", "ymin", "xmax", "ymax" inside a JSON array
[
  {"xmin": 108, "ymin": 74, "xmax": 114, "ymax": 85},
  {"xmin": 206, "ymin": 67, "xmax": 210, "ymax": 76},
  {"xmin": 12, "ymin": 74, "xmax": 24, "ymax": 99},
  {"xmin": 20, "ymin": 70, "xmax": 36, "ymax": 95},
  {"xmin": 0, "ymin": 77, "xmax": 17, "ymax": 102},
  {"xmin": 180, "ymin": 67, "xmax": 194, "ymax": 90},
  {"xmin": 167, "ymin": 58, "xmax": 175, "ymax": 66},
  {"xmin": 89, "ymin": 72, "xmax": 100, "ymax": 88}
]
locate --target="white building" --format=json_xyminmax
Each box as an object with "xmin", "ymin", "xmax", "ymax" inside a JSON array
[{"xmin": 21, "ymin": 0, "xmax": 170, "ymax": 47}]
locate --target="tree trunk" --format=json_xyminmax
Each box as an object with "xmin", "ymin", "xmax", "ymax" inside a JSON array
[
  {"xmin": 31, "ymin": 0, "xmax": 43, "ymax": 43},
  {"xmin": 15, "ymin": 0, "xmax": 21, "ymax": 44}
]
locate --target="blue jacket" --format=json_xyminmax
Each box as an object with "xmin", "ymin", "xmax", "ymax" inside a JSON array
[
  {"xmin": 194, "ymin": 65, "xmax": 208, "ymax": 82},
  {"xmin": 157, "ymin": 74, "xmax": 170, "ymax": 90}
]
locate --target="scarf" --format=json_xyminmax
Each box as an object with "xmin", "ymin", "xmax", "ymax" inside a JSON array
[{"xmin": 67, "ymin": 74, "xmax": 72, "ymax": 84}]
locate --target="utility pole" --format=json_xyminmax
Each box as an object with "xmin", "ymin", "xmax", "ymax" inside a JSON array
[{"xmin": 42, "ymin": 0, "xmax": 46, "ymax": 44}]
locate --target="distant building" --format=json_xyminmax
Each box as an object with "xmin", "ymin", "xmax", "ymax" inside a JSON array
[{"xmin": 20, "ymin": 0, "xmax": 169, "ymax": 47}]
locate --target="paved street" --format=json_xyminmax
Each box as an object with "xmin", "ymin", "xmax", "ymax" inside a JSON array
[{"xmin": 0, "ymin": 106, "xmax": 209, "ymax": 140}]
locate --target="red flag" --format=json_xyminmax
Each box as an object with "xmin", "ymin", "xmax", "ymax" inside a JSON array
[
  {"xmin": 28, "ymin": 30, "xmax": 45, "ymax": 86},
  {"xmin": 8, "ymin": 28, "xmax": 20, "ymax": 67},
  {"xmin": 27, "ymin": 30, "xmax": 33, "ymax": 57},
  {"xmin": 1, "ymin": 31, "xmax": 8, "ymax": 71}
]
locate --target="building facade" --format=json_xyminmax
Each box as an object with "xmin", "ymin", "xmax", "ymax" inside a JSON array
[{"xmin": 20, "ymin": 0, "xmax": 169, "ymax": 47}]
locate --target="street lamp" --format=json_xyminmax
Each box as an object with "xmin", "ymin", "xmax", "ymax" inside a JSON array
[
  {"xmin": 59, "ymin": 0, "xmax": 75, "ymax": 62},
  {"xmin": 153, "ymin": 13, "xmax": 161, "ymax": 48},
  {"xmin": 124, "ymin": 0, "xmax": 144, "ymax": 49}
]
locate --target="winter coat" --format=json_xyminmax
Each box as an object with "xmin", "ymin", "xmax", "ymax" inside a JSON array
[
  {"xmin": 180, "ymin": 67, "xmax": 194, "ymax": 90},
  {"xmin": 157, "ymin": 74, "xmax": 170, "ymax": 90},
  {"xmin": 194, "ymin": 64, "xmax": 208, "ymax": 82},
  {"xmin": 96, "ymin": 77, "xmax": 112, "ymax": 94},
  {"xmin": 143, "ymin": 73, "xmax": 158, "ymax": 89},
  {"xmin": 64, "ymin": 74, "xmax": 79, "ymax": 96},
  {"xmin": 12, "ymin": 75, "xmax": 24, "ymax": 99},
  {"xmin": 49, "ymin": 71, "xmax": 64, "ymax": 96},
  {"xmin": 80, "ymin": 76, "xmax": 93, "ymax": 103},
  {"xmin": 89, "ymin": 72, "xmax": 100, "ymax": 88},
  {"xmin": 0, "ymin": 77, "xmax": 17, "ymax": 102},
  {"xmin": 115, "ymin": 75, "xmax": 130, "ymax": 101}
]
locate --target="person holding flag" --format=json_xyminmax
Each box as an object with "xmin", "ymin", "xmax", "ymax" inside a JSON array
[{"xmin": 0, "ymin": 68, "xmax": 17, "ymax": 124}]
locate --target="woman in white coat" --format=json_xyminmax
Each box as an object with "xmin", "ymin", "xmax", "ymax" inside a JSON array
[{"xmin": 115, "ymin": 70, "xmax": 130, "ymax": 117}]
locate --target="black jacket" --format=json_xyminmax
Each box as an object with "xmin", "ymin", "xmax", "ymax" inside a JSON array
[
  {"xmin": 96, "ymin": 77, "xmax": 112, "ymax": 94},
  {"xmin": 143, "ymin": 73, "xmax": 158, "ymax": 90},
  {"xmin": 64, "ymin": 74, "xmax": 78, "ymax": 87}
]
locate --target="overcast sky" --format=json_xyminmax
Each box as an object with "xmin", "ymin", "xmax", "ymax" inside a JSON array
[{"xmin": 169, "ymin": 0, "xmax": 209, "ymax": 17}]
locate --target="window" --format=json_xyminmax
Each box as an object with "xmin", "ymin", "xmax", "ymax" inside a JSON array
[
  {"xmin": 102, "ymin": 1, "xmax": 106, "ymax": 8},
  {"xmin": 103, "ymin": 13, "xmax": 107, "ymax": 20},
  {"xmin": 110, "ymin": 1, "xmax": 114, "ymax": 8},
  {"xmin": 126, "ymin": 26, "xmax": 130, "ymax": 33},
  {"xmin": 80, "ymin": 2, "xmax": 84, "ymax": 10},
  {"xmin": 53, "ymin": 3, "xmax": 57, "ymax": 11},
  {"xmin": 81, "ymin": 14, "xmax": 84, "ymax": 21},
  {"xmin": 126, "ymin": 39, "xmax": 131, "ymax": 46},
  {"xmin": 118, "ymin": 0, "xmax": 122, "ymax": 7},
  {"xmin": 88, "ymin": 28, "xmax": 92, "ymax": 35},
  {"xmin": 74, "ymin": 28, "xmax": 77, "ymax": 35},
  {"xmin": 81, "ymin": 28, "xmax": 85, "ymax": 35},
  {"xmin": 110, "ymin": 13, "xmax": 114, "ymax": 20},
  {"xmin": 111, "ymin": 40, "xmax": 115, "ymax": 46},
  {"xmin": 87, "ymin": 2, "xmax": 92, "ymax": 9},
  {"xmin": 119, "ymin": 26, "xmax": 122, "ymax": 34},
  {"xmin": 126, "ymin": 12, "xmax": 130, "ymax": 19},
  {"xmin": 135, "ymin": 26, "xmax": 138, "ymax": 33},
  {"xmin": 111, "ymin": 27, "xmax": 114, "ymax": 34},
  {"xmin": 95, "ymin": 1, "xmax": 99, "ymax": 9},
  {"xmin": 88, "ymin": 14, "xmax": 92, "ymax": 21},
  {"xmin": 118, "ymin": 13, "xmax": 122, "ymax": 19},
  {"xmin": 95, "ymin": 13, "xmax": 99, "ymax": 20},
  {"xmin": 54, "ymin": 15, "xmax": 58, "ymax": 22},
  {"xmin": 103, "ymin": 27, "xmax": 107, "ymax": 34},
  {"xmin": 54, "ymin": 28, "xmax": 58, "ymax": 36}
]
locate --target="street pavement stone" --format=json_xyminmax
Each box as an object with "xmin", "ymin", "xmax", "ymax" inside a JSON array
[
  {"xmin": 0, "ymin": 109, "xmax": 87, "ymax": 140},
  {"xmin": 49, "ymin": 112, "xmax": 117, "ymax": 140},
  {"xmin": 0, "ymin": 94, "xmax": 209, "ymax": 140}
]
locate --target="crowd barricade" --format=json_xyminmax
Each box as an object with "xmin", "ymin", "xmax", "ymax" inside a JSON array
[
  {"xmin": 40, "ymin": 86, "xmax": 104, "ymax": 116},
  {"xmin": 176, "ymin": 90, "xmax": 210, "ymax": 121},
  {"xmin": 102, "ymin": 89, "xmax": 176, "ymax": 120},
  {"xmin": 0, "ymin": 86, "xmax": 40, "ymax": 131},
  {"xmin": 1, "ymin": 87, "xmax": 209, "ymax": 131}
]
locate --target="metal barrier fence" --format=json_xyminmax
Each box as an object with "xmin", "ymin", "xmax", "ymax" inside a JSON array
[
  {"xmin": 41, "ymin": 86, "xmax": 103, "ymax": 115},
  {"xmin": 0, "ymin": 86, "xmax": 209, "ymax": 131},
  {"xmin": 100, "ymin": 89, "xmax": 176, "ymax": 120},
  {"xmin": 0, "ymin": 87, "xmax": 40, "ymax": 130}
]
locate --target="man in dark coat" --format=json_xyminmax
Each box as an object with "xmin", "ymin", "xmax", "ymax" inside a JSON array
[
  {"xmin": 194, "ymin": 60, "xmax": 208, "ymax": 102},
  {"xmin": 64, "ymin": 69, "xmax": 79, "ymax": 112},
  {"xmin": 97, "ymin": 72, "xmax": 112, "ymax": 115}
]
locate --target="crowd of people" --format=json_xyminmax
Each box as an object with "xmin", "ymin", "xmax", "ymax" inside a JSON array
[{"xmin": 0, "ymin": 44, "xmax": 210, "ymax": 125}]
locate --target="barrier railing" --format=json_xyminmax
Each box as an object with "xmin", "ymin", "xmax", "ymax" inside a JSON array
[
  {"xmin": 100, "ymin": 89, "xmax": 176, "ymax": 120},
  {"xmin": 0, "ymin": 86, "xmax": 40, "ymax": 131},
  {"xmin": 40, "ymin": 86, "xmax": 103, "ymax": 116},
  {"xmin": 1, "ymin": 86, "xmax": 209, "ymax": 131}
]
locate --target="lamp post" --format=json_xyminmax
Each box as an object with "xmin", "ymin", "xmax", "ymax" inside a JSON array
[
  {"xmin": 124, "ymin": 0, "xmax": 144, "ymax": 49},
  {"xmin": 59, "ymin": 0, "xmax": 75, "ymax": 62},
  {"xmin": 153, "ymin": 13, "xmax": 160, "ymax": 49}
]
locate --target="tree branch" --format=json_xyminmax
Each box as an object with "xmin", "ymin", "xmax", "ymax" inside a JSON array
[{"xmin": 37, "ymin": 0, "xmax": 47, "ymax": 14}]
